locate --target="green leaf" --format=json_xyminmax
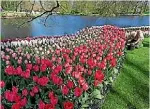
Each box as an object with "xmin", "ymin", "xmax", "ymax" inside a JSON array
[
  {"xmin": 113, "ymin": 68, "xmax": 118, "ymax": 74},
  {"xmin": 26, "ymin": 96, "xmax": 32, "ymax": 108},
  {"xmin": 44, "ymin": 99, "xmax": 49, "ymax": 103},
  {"xmin": 80, "ymin": 92, "xmax": 89, "ymax": 104},
  {"xmin": 104, "ymin": 81, "xmax": 109, "ymax": 85},
  {"xmin": 58, "ymin": 95, "xmax": 63, "ymax": 103},
  {"xmin": 97, "ymin": 83, "xmax": 103, "ymax": 89},
  {"xmin": 20, "ymin": 79, "xmax": 25, "ymax": 89},
  {"xmin": 109, "ymin": 77, "xmax": 113, "ymax": 83},
  {"xmin": 80, "ymin": 104, "xmax": 89, "ymax": 109},
  {"xmin": 55, "ymin": 105, "xmax": 62, "ymax": 109},
  {"xmin": 35, "ymin": 94, "xmax": 39, "ymax": 101},
  {"xmin": 92, "ymin": 89, "xmax": 104, "ymax": 99}
]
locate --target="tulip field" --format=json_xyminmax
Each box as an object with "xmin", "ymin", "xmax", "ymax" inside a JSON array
[{"xmin": 1, "ymin": 25, "xmax": 127, "ymax": 109}]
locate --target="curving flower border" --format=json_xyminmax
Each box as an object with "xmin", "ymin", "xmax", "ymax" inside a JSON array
[{"xmin": 1, "ymin": 25, "xmax": 126, "ymax": 109}]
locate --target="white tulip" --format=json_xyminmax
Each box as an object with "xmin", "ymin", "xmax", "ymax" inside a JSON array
[
  {"xmin": 47, "ymin": 50, "xmax": 50, "ymax": 54},
  {"xmin": 39, "ymin": 47, "xmax": 42, "ymax": 51},
  {"xmin": 36, "ymin": 51, "xmax": 39, "ymax": 54},
  {"xmin": 42, "ymin": 52, "xmax": 44, "ymax": 55}
]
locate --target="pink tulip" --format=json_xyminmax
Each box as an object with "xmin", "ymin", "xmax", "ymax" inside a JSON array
[
  {"xmin": 41, "ymin": 56, "xmax": 45, "ymax": 59},
  {"xmin": 5, "ymin": 55, "xmax": 10, "ymax": 60},
  {"xmin": 92, "ymin": 54, "xmax": 96, "ymax": 58},
  {"xmin": 12, "ymin": 53, "xmax": 17, "ymax": 58},
  {"xmin": 6, "ymin": 48, "xmax": 10, "ymax": 52},
  {"xmin": 35, "ymin": 56, "xmax": 39, "ymax": 59},
  {"xmin": 19, "ymin": 56, "xmax": 22, "ymax": 60},
  {"xmin": 24, "ymin": 60, "xmax": 28, "ymax": 64},
  {"xmin": 1, "ymin": 55, "xmax": 5, "ymax": 59},
  {"xmin": 6, "ymin": 61, "xmax": 10, "ymax": 65},
  {"xmin": 26, "ymin": 54, "xmax": 31, "ymax": 60},
  {"xmin": 15, "ymin": 57, "xmax": 18, "ymax": 60},
  {"xmin": 21, "ymin": 53, "xmax": 24, "ymax": 56},
  {"xmin": 96, "ymin": 56, "xmax": 100, "ymax": 61},
  {"xmin": 57, "ymin": 59, "xmax": 61, "ymax": 64},
  {"xmin": 9, "ymin": 51, "xmax": 13, "ymax": 55},
  {"xmin": 52, "ymin": 57, "xmax": 56, "ymax": 62},
  {"xmin": 1, "ymin": 51, "xmax": 5, "ymax": 55},
  {"xmin": 18, "ymin": 48, "xmax": 22, "ymax": 53},
  {"xmin": 18, "ymin": 59, "xmax": 22, "ymax": 64}
]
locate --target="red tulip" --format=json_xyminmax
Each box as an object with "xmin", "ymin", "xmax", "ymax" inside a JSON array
[
  {"xmin": 0, "ymin": 80, "xmax": 5, "ymax": 88},
  {"xmin": 110, "ymin": 58, "xmax": 117, "ymax": 67},
  {"xmin": 62, "ymin": 85, "xmax": 69, "ymax": 95},
  {"xmin": 33, "ymin": 65, "xmax": 39, "ymax": 72},
  {"xmin": 40, "ymin": 64, "xmax": 47, "ymax": 72},
  {"xmin": 38, "ymin": 100, "xmax": 45, "ymax": 109},
  {"xmin": 74, "ymin": 87, "xmax": 82, "ymax": 97},
  {"xmin": 48, "ymin": 91, "xmax": 54, "ymax": 99},
  {"xmin": 32, "ymin": 86, "xmax": 39, "ymax": 93},
  {"xmin": 45, "ymin": 104, "xmax": 55, "ymax": 109},
  {"xmin": 30, "ymin": 91, "xmax": 35, "ymax": 97},
  {"xmin": 19, "ymin": 97, "xmax": 27, "ymax": 107},
  {"xmin": 26, "ymin": 63, "xmax": 32, "ymax": 70},
  {"xmin": 66, "ymin": 80, "xmax": 74, "ymax": 89},
  {"xmin": 37, "ymin": 76, "xmax": 49, "ymax": 86},
  {"xmin": 50, "ymin": 96, "xmax": 58, "ymax": 106},
  {"xmin": 16, "ymin": 66, "xmax": 23, "ymax": 75},
  {"xmin": 11, "ymin": 103, "xmax": 21, "ymax": 109},
  {"xmin": 22, "ymin": 88, "xmax": 28, "ymax": 96},
  {"xmin": 5, "ymin": 65, "xmax": 15, "ymax": 75},
  {"xmin": 12, "ymin": 86, "xmax": 18, "ymax": 94},
  {"xmin": 94, "ymin": 70, "xmax": 104, "ymax": 83},
  {"xmin": 63, "ymin": 101, "xmax": 74, "ymax": 109}
]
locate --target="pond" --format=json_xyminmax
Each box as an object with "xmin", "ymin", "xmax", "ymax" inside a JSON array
[{"xmin": 1, "ymin": 15, "xmax": 149, "ymax": 39}]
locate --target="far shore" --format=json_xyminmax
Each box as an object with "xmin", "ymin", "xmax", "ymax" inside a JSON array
[{"xmin": 1, "ymin": 11, "xmax": 150, "ymax": 19}]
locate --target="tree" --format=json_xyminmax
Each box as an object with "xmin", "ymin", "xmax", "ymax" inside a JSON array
[{"xmin": 1, "ymin": 1, "xmax": 149, "ymax": 28}]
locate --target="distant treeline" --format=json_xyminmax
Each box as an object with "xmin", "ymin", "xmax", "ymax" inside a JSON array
[{"xmin": 1, "ymin": 1, "xmax": 149, "ymax": 16}]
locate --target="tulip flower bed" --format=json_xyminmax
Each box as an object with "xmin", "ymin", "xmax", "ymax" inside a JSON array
[{"xmin": 1, "ymin": 25, "xmax": 126, "ymax": 109}]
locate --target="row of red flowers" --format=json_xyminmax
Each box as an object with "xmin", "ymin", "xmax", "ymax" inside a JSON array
[{"xmin": 1, "ymin": 25, "xmax": 126, "ymax": 109}]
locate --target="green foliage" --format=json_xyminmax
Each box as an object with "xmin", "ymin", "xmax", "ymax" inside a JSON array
[
  {"xmin": 2, "ymin": 1, "xmax": 149, "ymax": 17},
  {"xmin": 1, "ymin": 1, "xmax": 18, "ymax": 11},
  {"xmin": 70, "ymin": 9, "xmax": 80, "ymax": 14},
  {"xmin": 102, "ymin": 37, "xmax": 149, "ymax": 109},
  {"xmin": 58, "ymin": 1, "xmax": 149, "ymax": 16}
]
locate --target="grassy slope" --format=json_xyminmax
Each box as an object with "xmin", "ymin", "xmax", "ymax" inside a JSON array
[{"xmin": 102, "ymin": 38, "xmax": 149, "ymax": 109}]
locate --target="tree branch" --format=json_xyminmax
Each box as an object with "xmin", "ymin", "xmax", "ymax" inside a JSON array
[
  {"xmin": 43, "ymin": 14, "xmax": 50, "ymax": 26},
  {"xmin": 16, "ymin": 1, "xmax": 23, "ymax": 12},
  {"xmin": 17, "ymin": 1, "xmax": 59, "ymax": 28},
  {"xmin": 39, "ymin": 0, "xmax": 47, "ymax": 11},
  {"xmin": 29, "ymin": 0, "xmax": 35, "ymax": 14}
]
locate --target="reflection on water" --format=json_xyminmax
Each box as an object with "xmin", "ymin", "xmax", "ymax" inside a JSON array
[
  {"xmin": 1, "ymin": 18, "xmax": 31, "ymax": 39},
  {"xmin": 1, "ymin": 15, "xmax": 149, "ymax": 39}
]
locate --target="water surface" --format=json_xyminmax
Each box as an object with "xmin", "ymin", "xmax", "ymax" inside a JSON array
[{"xmin": 1, "ymin": 15, "xmax": 149, "ymax": 39}]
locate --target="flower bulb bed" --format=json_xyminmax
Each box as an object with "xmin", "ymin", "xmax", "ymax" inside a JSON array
[{"xmin": 1, "ymin": 25, "xmax": 126, "ymax": 109}]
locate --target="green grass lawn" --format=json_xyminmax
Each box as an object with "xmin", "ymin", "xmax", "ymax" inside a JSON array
[{"xmin": 102, "ymin": 38, "xmax": 149, "ymax": 109}]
